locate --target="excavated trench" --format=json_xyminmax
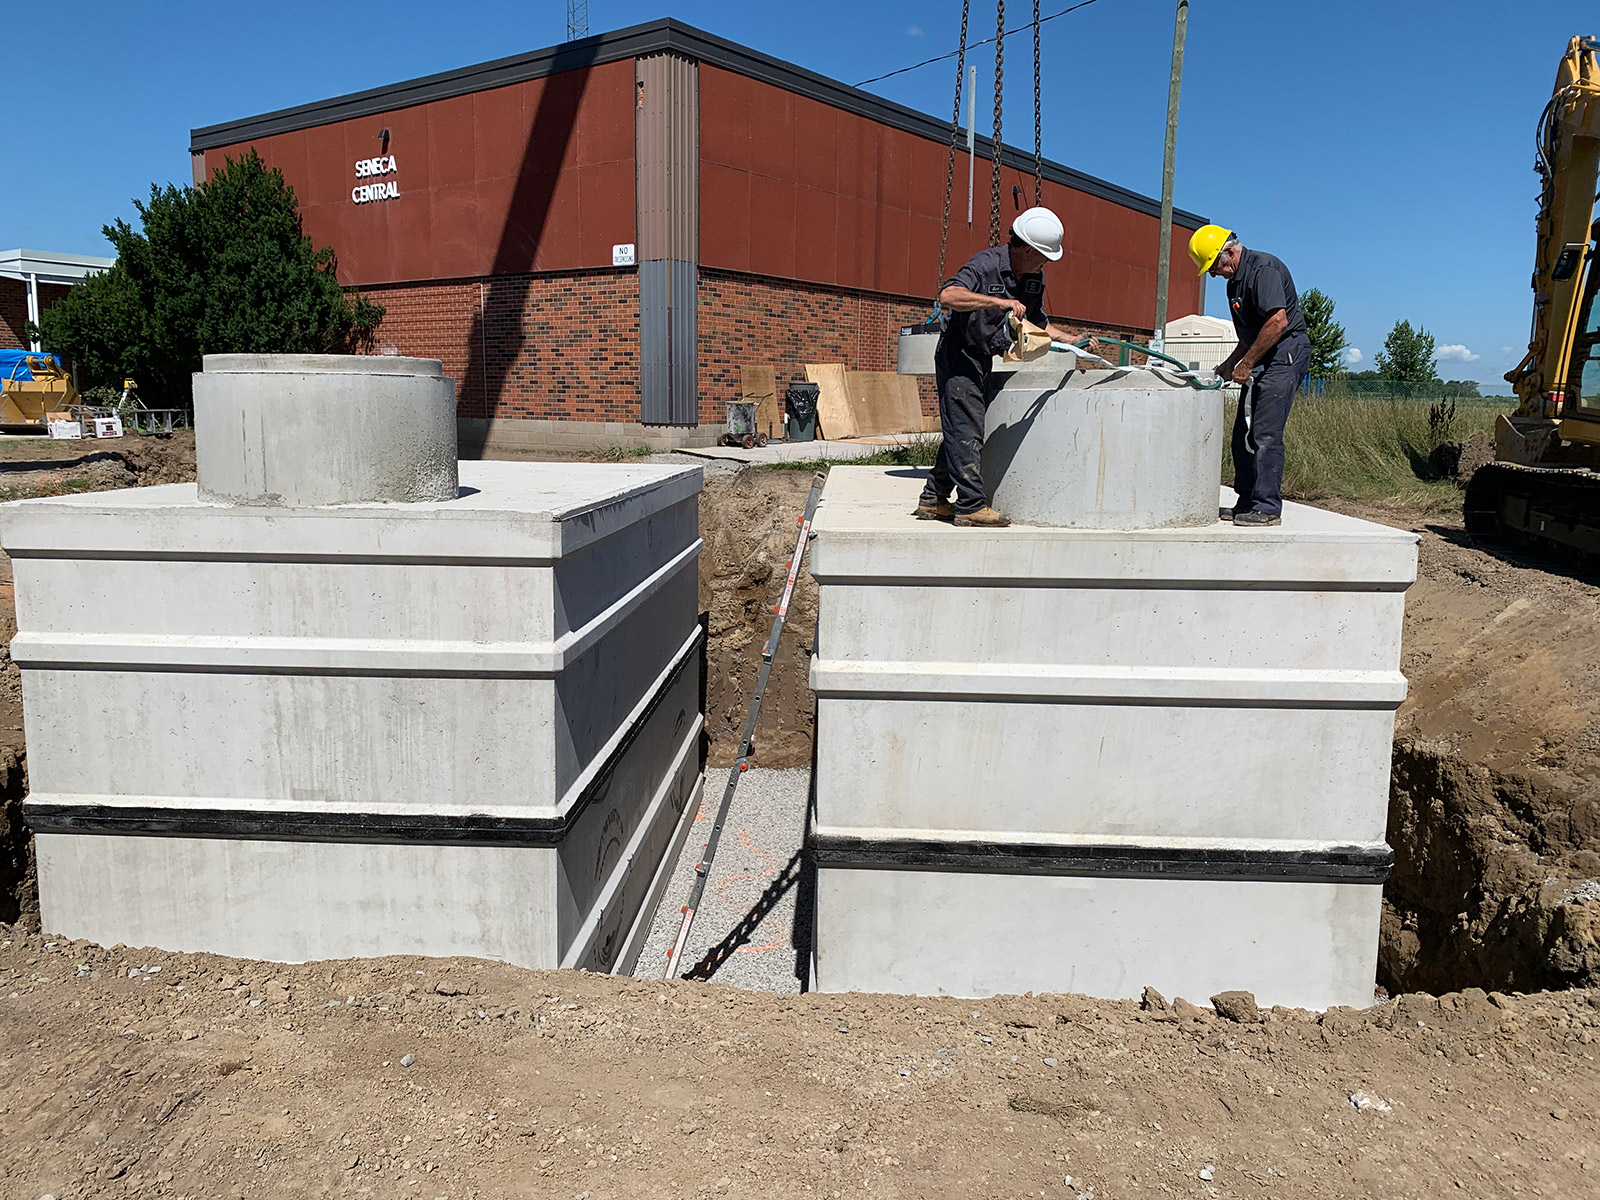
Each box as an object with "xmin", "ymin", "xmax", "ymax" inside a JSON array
[{"xmin": 1382, "ymin": 737, "xmax": 1600, "ymax": 994}]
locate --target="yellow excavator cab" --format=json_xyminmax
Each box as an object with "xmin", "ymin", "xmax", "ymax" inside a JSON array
[{"xmin": 0, "ymin": 353, "xmax": 79, "ymax": 424}]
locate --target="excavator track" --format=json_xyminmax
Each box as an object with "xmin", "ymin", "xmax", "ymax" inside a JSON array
[{"xmin": 1463, "ymin": 462, "xmax": 1600, "ymax": 575}]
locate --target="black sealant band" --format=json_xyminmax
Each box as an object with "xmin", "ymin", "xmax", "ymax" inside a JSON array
[
  {"xmin": 808, "ymin": 835, "xmax": 1393, "ymax": 884},
  {"xmin": 23, "ymin": 629, "xmax": 701, "ymax": 848}
]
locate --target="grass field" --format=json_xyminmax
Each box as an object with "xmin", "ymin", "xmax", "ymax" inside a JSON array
[{"xmin": 1227, "ymin": 393, "xmax": 1498, "ymax": 512}]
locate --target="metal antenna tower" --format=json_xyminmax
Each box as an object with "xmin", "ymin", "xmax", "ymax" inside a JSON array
[{"xmin": 566, "ymin": 0, "xmax": 589, "ymax": 40}]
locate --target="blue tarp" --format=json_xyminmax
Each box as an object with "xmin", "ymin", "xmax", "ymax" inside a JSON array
[{"xmin": 0, "ymin": 350, "xmax": 60, "ymax": 382}]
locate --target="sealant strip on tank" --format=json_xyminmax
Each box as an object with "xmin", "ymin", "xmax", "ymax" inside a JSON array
[
  {"xmin": 21, "ymin": 627, "xmax": 703, "ymax": 847},
  {"xmin": 808, "ymin": 834, "xmax": 1393, "ymax": 884}
]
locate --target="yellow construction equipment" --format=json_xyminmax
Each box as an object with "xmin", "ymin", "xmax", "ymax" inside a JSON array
[
  {"xmin": 1465, "ymin": 35, "xmax": 1600, "ymax": 567},
  {"xmin": 0, "ymin": 353, "xmax": 79, "ymax": 425}
]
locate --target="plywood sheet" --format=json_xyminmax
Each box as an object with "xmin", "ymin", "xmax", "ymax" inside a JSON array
[
  {"xmin": 842, "ymin": 371, "xmax": 926, "ymax": 437},
  {"xmin": 740, "ymin": 365, "xmax": 783, "ymax": 438},
  {"xmin": 805, "ymin": 363, "xmax": 855, "ymax": 439}
]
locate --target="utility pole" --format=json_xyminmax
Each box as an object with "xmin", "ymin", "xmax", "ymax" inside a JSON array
[
  {"xmin": 1152, "ymin": 0, "xmax": 1188, "ymax": 355},
  {"xmin": 566, "ymin": 0, "xmax": 589, "ymax": 41}
]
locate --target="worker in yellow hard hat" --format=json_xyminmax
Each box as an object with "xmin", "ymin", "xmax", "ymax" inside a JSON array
[
  {"xmin": 913, "ymin": 207, "xmax": 1097, "ymax": 528},
  {"xmin": 1186, "ymin": 224, "xmax": 1311, "ymax": 527}
]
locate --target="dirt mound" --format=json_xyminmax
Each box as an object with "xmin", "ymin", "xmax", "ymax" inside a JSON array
[
  {"xmin": 114, "ymin": 431, "xmax": 198, "ymax": 485},
  {"xmin": 0, "ymin": 430, "xmax": 195, "ymax": 500},
  {"xmin": 4, "ymin": 929, "xmax": 1599, "ymax": 1199},
  {"xmin": 1378, "ymin": 511, "xmax": 1600, "ymax": 992}
]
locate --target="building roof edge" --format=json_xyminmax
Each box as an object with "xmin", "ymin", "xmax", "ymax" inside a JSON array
[{"xmin": 188, "ymin": 17, "xmax": 1206, "ymax": 226}]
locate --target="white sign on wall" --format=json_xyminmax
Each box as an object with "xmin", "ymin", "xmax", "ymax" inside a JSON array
[
  {"xmin": 612, "ymin": 243, "xmax": 637, "ymax": 267},
  {"xmin": 352, "ymin": 155, "xmax": 400, "ymax": 205}
]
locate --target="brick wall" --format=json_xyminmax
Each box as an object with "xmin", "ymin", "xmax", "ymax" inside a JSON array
[
  {"xmin": 697, "ymin": 267, "xmax": 1149, "ymax": 424},
  {"xmin": 364, "ymin": 269, "xmax": 641, "ymax": 421},
  {"xmin": 0, "ymin": 280, "xmax": 27, "ymax": 350},
  {"xmin": 364, "ymin": 264, "xmax": 1157, "ymax": 428},
  {"xmin": 0, "ymin": 281, "xmax": 73, "ymax": 353}
]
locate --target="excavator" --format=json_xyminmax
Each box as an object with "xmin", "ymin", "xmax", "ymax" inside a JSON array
[{"xmin": 1464, "ymin": 35, "xmax": 1600, "ymax": 566}]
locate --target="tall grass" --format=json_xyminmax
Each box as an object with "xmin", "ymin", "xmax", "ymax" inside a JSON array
[{"xmin": 1224, "ymin": 394, "xmax": 1499, "ymax": 512}]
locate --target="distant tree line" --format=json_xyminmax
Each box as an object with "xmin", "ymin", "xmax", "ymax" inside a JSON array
[
  {"xmin": 34, "ymin": 151, "xmax": 382, "ymax": 406},
  {"xmin": 1295, "ymin": 292, "xmax": 1480, "ymax": 397}
]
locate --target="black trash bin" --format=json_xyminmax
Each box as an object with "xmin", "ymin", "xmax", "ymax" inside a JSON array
[{"xmin": 785, "ymin": 382, "xmax": 819, "ymax": 442}]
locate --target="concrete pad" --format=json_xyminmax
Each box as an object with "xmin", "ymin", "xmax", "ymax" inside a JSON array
[{"xmin": 674, "ymin": 433, "xmax": 936, "ymax": 466}]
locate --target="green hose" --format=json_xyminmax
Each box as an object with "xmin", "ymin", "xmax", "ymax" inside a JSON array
[{"xmin": 1054, "ymin": 335, "xmax": 1224, "ymax": 390}]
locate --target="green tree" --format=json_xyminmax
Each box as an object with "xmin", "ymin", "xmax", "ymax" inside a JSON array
[
  {"xmin": 1300, "ymin": 287, "xmax": 1348, "ymax": 380},
  {"xmin": 1374, "ymin": 319, "xmax": 1439, "ymax": 384},
  {"xmin": 38, "ymin": 150, "xmax": 382, "ymax": 404}
]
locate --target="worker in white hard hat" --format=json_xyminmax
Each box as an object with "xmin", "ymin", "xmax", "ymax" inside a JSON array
[{"xmin": 914, "ymin": 206, "xmax": 1094, "ymax": 527}]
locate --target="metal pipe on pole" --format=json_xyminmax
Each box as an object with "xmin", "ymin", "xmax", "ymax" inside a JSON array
[
  {"xmin": 1152, "ymin": 0, "xmax": 1188, "ymax": 356},
  {"xmin": 25, "ymin": 273, "xmax": 40, "ymax": 353},
  {"xmin": 967, "ymin": 64, "xmax": 976, "ymax": 226}
]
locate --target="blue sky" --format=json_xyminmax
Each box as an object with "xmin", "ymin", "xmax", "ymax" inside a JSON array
[{"xmin": 8, "ymin": 1, "xmax": 1596, "ymax": 392}]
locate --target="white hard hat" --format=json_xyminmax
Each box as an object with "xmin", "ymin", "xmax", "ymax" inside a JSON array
[{"xmin": 1012, "ymin": 206, "xmax": 1065, "ymax": 261}]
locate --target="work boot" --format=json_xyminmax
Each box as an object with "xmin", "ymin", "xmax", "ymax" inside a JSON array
[
  {"xmin": 953, "ymin": 506, "xmax": 1011, "ymax": 528},
  {"xmin": 1232, "ymin": 509, "xmax": 1281, "ymax": 527},
  {"xmin": 912, "ymin": 501, "xmax": 956, "ymax": 520}
]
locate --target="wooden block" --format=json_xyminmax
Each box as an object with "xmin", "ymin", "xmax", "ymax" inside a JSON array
[
  {"xmin": 805, "ymin": 364, "xmax": 855, "ymax": 439},
  {"xmin": 740, "ymin": 365, "xmax": 783, "ymax": 438}
]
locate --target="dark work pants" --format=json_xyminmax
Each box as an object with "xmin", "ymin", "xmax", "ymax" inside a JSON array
[
  {"xmin": 919, "ymin": 353, "xmax": 989, "ymax": 514},
  {"xmin": 1231, "ymin": 336, "xmax": 1310, "ymax": 517}
]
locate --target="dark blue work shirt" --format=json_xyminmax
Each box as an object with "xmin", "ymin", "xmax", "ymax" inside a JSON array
[
  {"xmin": 938, "ymin": 245, "xmax": 1048, "ymax": 371},
  {"xmin": 1226, "ymin": 248, "xmax": 1308, "ymax": 350}
]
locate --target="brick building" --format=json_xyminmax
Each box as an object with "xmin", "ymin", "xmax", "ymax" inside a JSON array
[
  {"xmin": 190, "ymin": 19, "xmax": 1206, "ymax": 449},
  {"xmin": 0, "ymin": 251, "xmax": 114, "ymax": 355}
]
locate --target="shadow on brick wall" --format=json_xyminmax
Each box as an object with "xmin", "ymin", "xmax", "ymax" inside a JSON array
[{"xmin": 460, "ymin": 42, "xmax": 599, "ymax": 423}]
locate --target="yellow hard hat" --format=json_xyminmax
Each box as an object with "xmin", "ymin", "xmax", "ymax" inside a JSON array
[{"xmin": 1188, "ymin": 224, "xmax": 1233, "ymax": 276}]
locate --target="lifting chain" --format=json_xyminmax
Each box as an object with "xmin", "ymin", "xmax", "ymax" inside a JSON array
[
  {"xmin": 1033, "ymin": 0, "xmax": 1044, "ymax": 206},
  {"xmin": 989, "ymin": 0, "xmax": 1006, "ymax": 246},
  {"xmin": 936, "ymin": 0, "xmax": 973, "ymax": 301}
]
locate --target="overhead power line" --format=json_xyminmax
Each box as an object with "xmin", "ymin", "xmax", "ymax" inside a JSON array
[{"xmin": 855, "ymin": 0, "xmax": 1104, "ymax": 88}]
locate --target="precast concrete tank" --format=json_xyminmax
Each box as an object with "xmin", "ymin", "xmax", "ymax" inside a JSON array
[
  {"xmin": 5, "ymin": 355, "xmax": 705, "ymax": 974},
  {"xmin": 980, "ymin": 357, "xmax": 1225, "ymax": 528}
]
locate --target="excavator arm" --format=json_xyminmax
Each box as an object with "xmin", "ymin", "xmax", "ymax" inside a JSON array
[
  {"xmin": 1466, "ymin": 36, "xmax": 1600, "ymax": 572},
  {"xmin": 1501, "ymin": 35, "xmax": 1600, "ymax": 453}
]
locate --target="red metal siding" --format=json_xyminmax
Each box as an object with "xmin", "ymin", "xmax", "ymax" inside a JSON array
[
  {"xmin": 698, "ymin": 65, "xmax": 1202, "ymax": 330},
  {"xmin": 201, "ymin": 59, "xmax": 638, "ymax": 287}
]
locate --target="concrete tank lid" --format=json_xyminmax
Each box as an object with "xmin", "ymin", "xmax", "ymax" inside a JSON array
[{"xmin": 201, "ymin": 353, "xmax": 443, "ymax": 376}]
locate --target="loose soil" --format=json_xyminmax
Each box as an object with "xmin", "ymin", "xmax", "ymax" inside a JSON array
[
  {"xmin": 3, "ymin": 929, "xmax": 1599, "ymax": 1200},
  {"xmin": 4, "ymin": 452, "xmax": 1600, "ymax": 1195}
]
